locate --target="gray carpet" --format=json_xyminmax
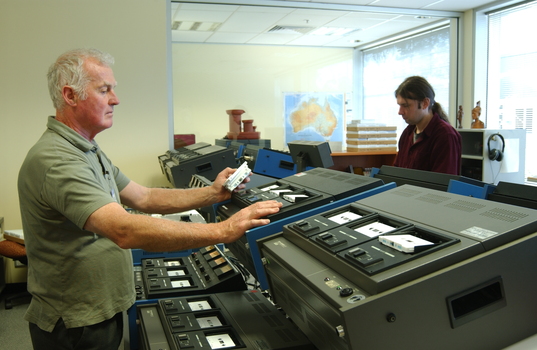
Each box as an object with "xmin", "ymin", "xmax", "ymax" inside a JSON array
[{"xmin": 0, "ymin": 283, "xmax": 33, "ymax": 350}]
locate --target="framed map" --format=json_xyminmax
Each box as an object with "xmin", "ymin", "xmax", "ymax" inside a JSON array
[{"xmin": 284, "ymin": 92, "xmax": 345, "ymax": 151}]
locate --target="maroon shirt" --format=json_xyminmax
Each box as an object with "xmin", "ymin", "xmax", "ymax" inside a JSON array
[{"xmin": 393, "ymin": 113, "xmax": 462, "ymax": 175}]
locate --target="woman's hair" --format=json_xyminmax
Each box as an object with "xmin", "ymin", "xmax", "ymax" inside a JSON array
[
  {"xmin": 47, "ymin": 48, "xmax": 115, "ymax": 110},
  {"xmin": 395, "ymin": 76, "xmax": 450, "ymax": 123}
]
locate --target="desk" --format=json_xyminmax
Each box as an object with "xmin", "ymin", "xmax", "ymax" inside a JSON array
[{"xmin": 330, "ymin": 151, "xmax": 397, "ymax": 173}]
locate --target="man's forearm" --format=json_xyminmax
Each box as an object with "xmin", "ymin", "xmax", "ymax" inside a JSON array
[{"xmin": 140, "ymin": 186, "xmax": 224, "ymax": 214}]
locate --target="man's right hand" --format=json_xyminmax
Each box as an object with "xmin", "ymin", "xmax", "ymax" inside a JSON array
[{"xmin": 219, "ymin": 200, "xmax": 282, "ymax": 243}]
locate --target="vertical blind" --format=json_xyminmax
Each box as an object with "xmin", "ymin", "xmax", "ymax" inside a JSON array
[{"xmin": 361, "ymin": 26, "xmax": 451, "ymax": 138}]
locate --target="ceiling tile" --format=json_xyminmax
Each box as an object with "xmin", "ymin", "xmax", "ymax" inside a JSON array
[
  {"xmin": 173, "ymin": 9, "xmax": 234, "ymax": 23},
  {"xmin": 207, "ymin": 32, "xmax": 259, "ymax": 44},
  {"xmin": 218, "ymin": 11, "xmax": 288, "ymax": 32},
  {"xmin": 171, "ymin": 30, "xmax": 214, "ymax": 42},
  {"xmin": 247, "ymin": 33, "xmax": 302, "ymax": 45}
]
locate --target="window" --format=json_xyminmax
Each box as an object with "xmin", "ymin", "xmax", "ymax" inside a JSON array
[
  {"xmin": 360, "ymin": 25, "xmax": 453, "ymax": 137},
  {"xmin": 486, "ymin": 0, "xmax": 537, "ymax": 179}
]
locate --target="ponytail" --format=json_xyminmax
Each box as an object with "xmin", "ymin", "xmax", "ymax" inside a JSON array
[{"xmin": 396, "ymin": 76, "xmax": 452, "ymax": 125}]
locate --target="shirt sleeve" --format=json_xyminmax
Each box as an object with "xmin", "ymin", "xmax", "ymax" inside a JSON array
[{"xmin": 42, "ymin": 157, "xmax": 120, "ymax": 230}]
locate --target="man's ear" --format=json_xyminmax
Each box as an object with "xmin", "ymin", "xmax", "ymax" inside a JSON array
[
  {"xmin": 420, "ymin": 97, "xmax": 431, "ymax": 110},
  {"xmin": 62, "ymin": 86, "xmax": 77, "ymax": 106}
]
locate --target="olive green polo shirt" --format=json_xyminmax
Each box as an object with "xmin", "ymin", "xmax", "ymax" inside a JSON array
[{"xmin": 18, "ymin": 116, "xmax": 135, "ymax": 331}]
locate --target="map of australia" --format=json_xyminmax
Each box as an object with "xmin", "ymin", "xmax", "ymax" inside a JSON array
[
  {"xmin": 284, "ymin": 92, "xmax": 344, "ymax": 147},
  {"xmin": 289, "ymin": 98, "xmax": 338, "ymax": 138}
]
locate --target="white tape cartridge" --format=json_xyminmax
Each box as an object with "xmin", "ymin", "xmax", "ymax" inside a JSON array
[{"xmin": 223, "ymin": 162, "xmax": 251, "ymax": 191}]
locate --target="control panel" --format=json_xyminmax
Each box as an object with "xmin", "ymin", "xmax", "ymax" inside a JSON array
[
  {"xmin": 137, "ymin": 290, "xmax": 315, "ymax": 350},
  {"xmin": 218, "ymin": 180, "xmax": 330, "ymax": 222},
  {"xmin": 134, "ymin": 245, "xmax": 246, "ymax": 300}
]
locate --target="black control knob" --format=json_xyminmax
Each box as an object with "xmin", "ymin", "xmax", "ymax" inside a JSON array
[{"xmin": 339, "ymin": 287, "xmax": 353, "ymax": 297}]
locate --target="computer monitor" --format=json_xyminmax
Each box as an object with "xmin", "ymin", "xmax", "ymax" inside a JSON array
[
  {"xmin": 288, "ymin": 141, "xmax": 334, "ymax": 172},
  {"xmin": 372, "ymin": 165, "xmax": 486, "ymax": 192}
]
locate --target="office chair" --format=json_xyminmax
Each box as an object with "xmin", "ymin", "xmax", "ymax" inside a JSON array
[{"xmin": 0, "ymin": 239, "xmax": 31, "ymax": 309}]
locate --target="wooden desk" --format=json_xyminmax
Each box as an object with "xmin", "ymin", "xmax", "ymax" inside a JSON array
[{"xmin": 330, "ymin": 151, "xmax": 397, "ymax": 173}]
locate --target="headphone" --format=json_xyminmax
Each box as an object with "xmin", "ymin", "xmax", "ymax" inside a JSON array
[{"xmin": 487, "ymin": 133, "xmax": 505, "ymax": 162}]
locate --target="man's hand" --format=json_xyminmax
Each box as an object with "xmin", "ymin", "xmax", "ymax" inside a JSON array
[
  {"xmin": 211, "ymin": 167, "xmax": 252, "ymax": 202},
  {"xmin": 218, "ymin": 200, "xmax": 282, "ymax": 243}
]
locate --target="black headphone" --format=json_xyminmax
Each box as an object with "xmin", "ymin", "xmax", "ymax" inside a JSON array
[{"xmin": 487, "ymin": 133, "xmax": 505, "ymax": 162}]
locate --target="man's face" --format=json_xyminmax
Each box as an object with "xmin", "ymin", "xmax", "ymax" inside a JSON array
[
  {"xmin": 396, "ymin": 95, "xmax": 424, "ymax": 126},
  {"xmin": 73, "ymin": 59, "xmax": 120, "ymax": 139}
]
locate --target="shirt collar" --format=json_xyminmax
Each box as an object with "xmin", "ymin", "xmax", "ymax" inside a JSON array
[
  {"xmin": 47, "ymin": 116, "xmax": 97, "ymax": 153},
  {"xmin": 419, "ymin": 113, "xmax": 441, "ymax": 137}
]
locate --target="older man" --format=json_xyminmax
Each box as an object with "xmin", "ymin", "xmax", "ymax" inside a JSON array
[{"xmin": 18, "ymin": 48, "xmax": 281, "ymax": 350}]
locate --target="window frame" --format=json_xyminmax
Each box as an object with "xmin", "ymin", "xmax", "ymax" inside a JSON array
[{"xmin": 474, "ymin": 0, "xmax": 536, "ymax": 181}]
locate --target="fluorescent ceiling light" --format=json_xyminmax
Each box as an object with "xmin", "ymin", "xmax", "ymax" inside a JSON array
[{"xmin": 172, "ymin": 21, "xmax": 221, "ymax": 31}]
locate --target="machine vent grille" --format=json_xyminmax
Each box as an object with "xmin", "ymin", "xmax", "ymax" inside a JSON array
[
  {"xmin": 252, "ymin": 302, "xmax": 272, "ymax": 315},
  {"xmin": 333, "ymin": 174, "xmax": 352, "ymax": 181},
  {"xmin": 263, "ymin": 314, "xmax": 285, "ymax": 328},
  {"xmin": 417, "ymin": 193, "xmax": 451, "ymax": 205},
  {"xmin": 393, "ymin": 187, "xmax": 422, "ymax": 198},
  {"xmin": 480, "ymin": 208, "xmax": 529, "ymax": 222},
  {"xmin": 445, "ymin": 200, "xmax": 487, "ymax": 212},
  {"xmin": 242, "ymin": 291, "xmax": 260, "ymax": 302},
  {"xmin": 275, "ymin": 327, "xmax": 300, "ymax": 342}
]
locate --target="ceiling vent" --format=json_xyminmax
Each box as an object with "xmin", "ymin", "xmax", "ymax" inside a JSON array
[{"xmin": 267, "ymin": 25, "xmax": 314, "ymax": 35}]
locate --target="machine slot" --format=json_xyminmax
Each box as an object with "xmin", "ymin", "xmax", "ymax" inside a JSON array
[
  {"xmin": 447, "ymin": 277, "xmax": 506, "ymax": 328},
  {"xmin": 279, "ymin": 159, "xmax": 295, "ymax": 170},
  {"xmin": 196, "ymin": 162, "xmax": 213, "ymax": 173}
]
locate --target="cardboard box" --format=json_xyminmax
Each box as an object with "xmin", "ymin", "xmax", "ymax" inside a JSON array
[
  {"xmin": 346, "ymin": 131, "xmax": 397, "ymax": 139},
  {"xmin": 347, "ymin": 125, "xmax": 397, "ymax": 132},
  {"xmin": 347, "ymin": 139, "xmax": 397, "ymax": 145}
]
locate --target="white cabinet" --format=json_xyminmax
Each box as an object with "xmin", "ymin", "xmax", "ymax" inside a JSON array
[{"xmin": 459, "ymin": 129, "xmax": 526, "ymax": 185}]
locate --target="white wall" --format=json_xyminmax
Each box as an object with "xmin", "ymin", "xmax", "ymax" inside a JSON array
[
  {"xmin": 0, "ymin": 0, "xmax": 171, "ymax": 230},
  {"xmin": 172, "ymin": 43, "xmax": 353, "ymax": 150}
]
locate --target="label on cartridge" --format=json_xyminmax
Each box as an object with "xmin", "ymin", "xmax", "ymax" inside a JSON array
[
  {"xmin": 207, "ymin": 334, "xmax": 235, "ymax": 349},
  {"xmin": 188, "ymin": 300, "xmax": 212, "ymax": 310},
  {"xmin": 355, "ymin": 222, "xmax": 396, "ymax": 237},
  {"xmin": 328, "ymin": 211, "xmax": 362, "ymax": 224},
  {"xmin": 171, "ymin": 280, "xmax": 192, "ymax": 288}
]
